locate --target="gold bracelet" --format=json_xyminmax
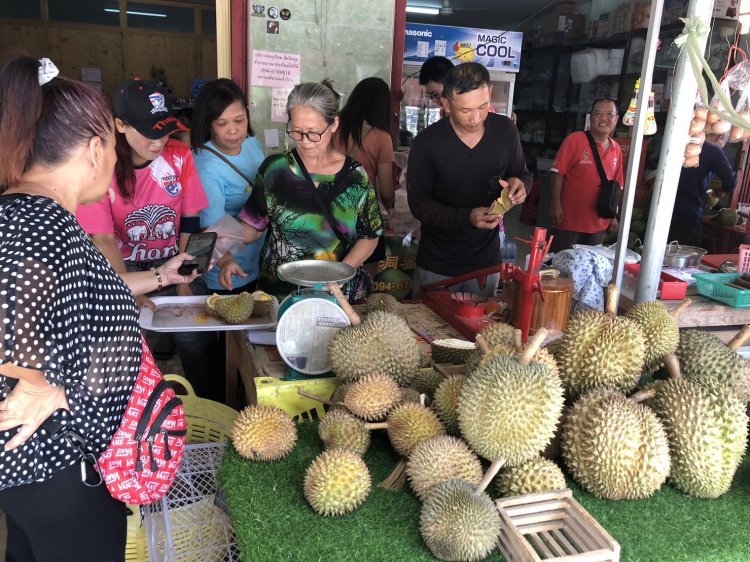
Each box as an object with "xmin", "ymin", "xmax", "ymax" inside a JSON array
[{"xmin": 152, "ymin": 268, "xmax": 163, "ymax": 291}]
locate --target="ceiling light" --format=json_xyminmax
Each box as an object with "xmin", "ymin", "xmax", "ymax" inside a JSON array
[
  {"xmin": 103, "ymin": 8, "xmax": 167, "ymax": 18},
  {"xmin": 405, "ymin": 6, "xmax": 440, "ymax": 15}
]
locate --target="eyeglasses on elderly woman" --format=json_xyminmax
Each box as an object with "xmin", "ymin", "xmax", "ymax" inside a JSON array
[{"xmin": 286, "ymin": 122, "xmax": 331, "ymax": 143}]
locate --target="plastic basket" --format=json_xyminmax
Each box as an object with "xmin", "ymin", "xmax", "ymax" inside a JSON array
[
  {"xmin": 255, "ymin": 375, "xmax": 338, "ymax": 421},
  {"xmin": 739, "ymin": 244, "xmax": 750, "ymax": 273},
  {"xmin": 693, "ymin": 273, "xmax": 750, "ymax": 308},
  {"xmin": 127, "ymin": 375, "xmax": 239, "ymax": 562}
]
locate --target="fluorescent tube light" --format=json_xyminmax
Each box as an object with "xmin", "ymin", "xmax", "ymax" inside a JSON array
[
  {"xmin": 405, "ymin": 6, "xmax": 440, "ymax": 15},
  {"xmin": 103, "ymin": 8, "xmax": 167, "ymax": 18}
]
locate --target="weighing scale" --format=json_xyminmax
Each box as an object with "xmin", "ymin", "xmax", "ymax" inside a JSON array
[{"xmin": 275, "ymin": 260, "xmax": 361, "ymax": 380}]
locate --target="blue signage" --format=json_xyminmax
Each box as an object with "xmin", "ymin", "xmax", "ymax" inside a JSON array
[{"xmin": 404, "ymin": 23, "xmax": 522, "ymax": 73}]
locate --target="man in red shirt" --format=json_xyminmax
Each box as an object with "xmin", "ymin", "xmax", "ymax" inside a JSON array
[{"xmin": 548, "ymin": 97, "xmax": 623, "ymax": 252}]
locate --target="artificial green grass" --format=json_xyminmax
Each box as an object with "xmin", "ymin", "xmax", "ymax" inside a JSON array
[{"xmin": 218, "ymin": 422, "xmax": 750, "ymax": 562}]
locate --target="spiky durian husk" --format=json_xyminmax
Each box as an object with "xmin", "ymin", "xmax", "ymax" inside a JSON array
[
  {"xmin": 432, "ymin": 375, "xmax": 465, "ymax": 434},
  {"xmin": 318, "ymin": 409, "xmax": 371, "ymax": 456},
  {"xmin": 399, "ymin": 387, "xmax": 423, "ymax": 404},
  {"xmin": 206, "ymin": 292, "xmax": 254, "ymax": 324},
  {"xmin": 676, "ymin": 330, "xmax": 750, "ymax": 404},
  {"xmin": 495, "ymin": 457, "xmax": 566, "ymax": 498},
  {"xmin": 458, "ymin": 356, "xmax": 564, "ymax": 465},
  {"xmin": 410, "ymin": 369, "xmax": 445, "ymax": 398},
  {"xmin": 343, "ymin": 373, "xmax": 401, "ymax": 421},
  {"xmin": 561, "ymin": 389, "xmax": 670, "ymax": 500},
  {"xmin": 231, "ymin": 405, "xmax": 297, "ymax": 461},
  {"xmin": 430, "ymin": 339, "xmax": 476, "ymax": 365},
  {"xmin": 625, "ymin": 301, "xmax": 679, "ymax": 372},
  {"xmin": 419, "ymin": 479, "xmax": 500, "ymax": 562},
  {"xmin": 328, "ymin": 311, "xmax": 421, "ymax": 385},
  {"xmin": 556, "ymin": 311, "xmax": 646, "ymax": 396},
  {"xmin": 648, "ymin": 376, "xmax": 748, "ymax": 498},
  {"xmin": 476, "ymin": 322, "xmax": 516, "ymax": 348},
  {"xmin": 303, "ymin": 449, "xmax": 371, "ymax": 516},
  {"xmin": 386, "ymin": 402, "xmax": 445, "ymax": 457},
  {"xmin": 464, "ymin": 343, "xmax": 559, "ymax": 379},
  {"xmin": 250, "ymin": 290, "xmax": 274, "ymax": 317},
  {"xmin": 407, "ymin": 436, "xmax": 483, "ymax": 502},
  {"xmin": 364, "ymin": 293, "xmax": 401, "ymax": 315}
]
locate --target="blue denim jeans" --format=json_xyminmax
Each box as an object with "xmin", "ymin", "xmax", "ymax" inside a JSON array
[{"xmin": 126, "ymin": 260, "xmax": 224, "ymax": 402}]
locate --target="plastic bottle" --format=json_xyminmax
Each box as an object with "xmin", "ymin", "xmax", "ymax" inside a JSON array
[
  {"xmin": 622, "ymin": 78, "xmax": 639, "ymax": 126},
  {"xmin": 644, "ymin": 90, "xmax": 657, "ymax": 135}
]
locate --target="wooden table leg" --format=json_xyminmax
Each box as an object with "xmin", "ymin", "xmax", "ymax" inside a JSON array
[
  {"xmin": 225, "ymin": 330, "xmax": 240, "ymax": 409},
  {"xmin": 225, "ymin": 330, "xmax": 261, "ymax": 408}
]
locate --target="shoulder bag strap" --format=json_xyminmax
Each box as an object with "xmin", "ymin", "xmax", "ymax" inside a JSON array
[
  {"xmin": 198, "ymin": 144, "xmax": 254, "ymax": 188},
  {"xmin": 292, "ymin": 148, "xmax": 354, "ymax": 250},
  {"xmin": 585, "ymin": 131, "xmax": 611, "ymax": 185}
]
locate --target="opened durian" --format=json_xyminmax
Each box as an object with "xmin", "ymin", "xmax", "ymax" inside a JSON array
[
  {"xmin": 431, "ymin": 339, "xmax": 476, "ymax": 365},
  {"xmin": 206, "ymin": 292, "xmax": 254, "ymax": 324},
  {"xmin": 625, "ymin": 300, "xmax": 681, "ymax": 372},
  {"xmin": 561, "ymin": 388, "xmax": 670, "ymax": 500},
  {"xmin": 495, "ymin": 457, "xmax": 566, "ymax": 498},
  {"xmin": 407, "ymin": 435, "xmax": 483, "ymax": 502},
  {"xmin": 250, "ymin": 290, "xmax": 274, "ymax": 317},
  {"xmin": 318, "ymin": 409, "xmax": 371, "ymax": 456},
  {"xmin": 231, "ymin": 405, "xmax": 297, "ymax": 461},
  {"xmin": 556, "ymin": 286, "xmax": 645, "ymax": 396},
  {"xmin": 343, "ymin": 373, "xmax": 401, "ymax": 421},
  {"xmin": 303, "ymin": 449, "xmax": 371, "ymax": 516},
  {"xmin": 328, "ymin": 310, "xmax": 421, "ymax": 385}
]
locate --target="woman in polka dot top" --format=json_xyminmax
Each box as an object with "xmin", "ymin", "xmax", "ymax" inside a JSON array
[{"xmin": 0, "ymin": 56, "xmax": 200, "ymax": 562}]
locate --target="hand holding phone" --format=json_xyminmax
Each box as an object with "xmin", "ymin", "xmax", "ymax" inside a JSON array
[{"xmin": 177, "ymin": 232, "xmax": 217, "ymax": 276}]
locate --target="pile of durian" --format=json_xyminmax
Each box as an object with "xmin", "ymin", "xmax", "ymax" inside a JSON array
[{"xmin": 230, "ymin": 290, "xmax": 750, "ymax": 562}]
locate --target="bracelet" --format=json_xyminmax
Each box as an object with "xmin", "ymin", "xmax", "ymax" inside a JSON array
[{"xmin": 152, "ymin": 268, "xmax": 163, "ymax": 292}]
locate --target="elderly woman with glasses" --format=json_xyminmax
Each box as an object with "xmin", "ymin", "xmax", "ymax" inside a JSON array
[{"xmin": 218, "ymin": 80, "xmax": 382, "ymax": 302}]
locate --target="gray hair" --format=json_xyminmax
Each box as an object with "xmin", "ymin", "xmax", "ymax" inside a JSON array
[{"xmin": 286, "ymin": 80, "xmax": 340, "ymax": 125}]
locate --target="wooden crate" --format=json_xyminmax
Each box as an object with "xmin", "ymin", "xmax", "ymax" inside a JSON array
[{"xmin": 495, "ymin": 489, "xmax": 620, "ymax": 562}]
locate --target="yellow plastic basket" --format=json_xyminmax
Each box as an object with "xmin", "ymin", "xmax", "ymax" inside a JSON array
[
  {"xmin": 255, "ymin": 376, "xmax": 339, "ymax": 421},
  {"xmin": 125, "ymin": 374, "xmax": 239, "ymax": 562}
]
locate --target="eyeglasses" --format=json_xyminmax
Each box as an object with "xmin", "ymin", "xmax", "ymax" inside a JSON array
[{"xmin": 286, "ymin": 122, "xmax": 331, "ymax": 143}]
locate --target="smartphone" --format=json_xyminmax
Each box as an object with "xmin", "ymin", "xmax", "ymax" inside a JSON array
[{"xmin": 178, "ymin": 232, "xmax": 217, "ymax": 276}]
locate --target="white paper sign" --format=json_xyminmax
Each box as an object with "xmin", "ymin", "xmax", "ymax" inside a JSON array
[
  {"xmin": 271, "ymin": 87, "xmax": 294, "ymax": 123},
  {"xmin": 251, "ymin": 50, "xmax": 301, "ymax": 88},
  {"xmin": 81, "ymin": 67, "xmax": 101, "ymax": 82},
  {"xmin": 264, "ymin": 128, "xmax": 280, "ymax": 148}
]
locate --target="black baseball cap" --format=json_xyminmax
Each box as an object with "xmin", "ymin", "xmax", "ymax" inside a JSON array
[{"xmin": 113, "ymin": 78, "xmax": 187, "ymax": 139}]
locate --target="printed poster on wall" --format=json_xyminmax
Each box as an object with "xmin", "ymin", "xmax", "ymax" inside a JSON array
[
  {"xmin": 404, "ymin": 23, "xmax": 522, "ymax": 73},
  {"xmin": 251, "ymin": 50, "xmax": 301, "ymax": 88}
]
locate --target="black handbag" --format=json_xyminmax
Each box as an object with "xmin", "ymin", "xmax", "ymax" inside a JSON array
[
  {"xmin": 585, "ymin": 131, "xmax": 620, "ymax": 219},
  {"xmin": 292, "ymin": 149, "xmax": 374, "ymax": 303}
]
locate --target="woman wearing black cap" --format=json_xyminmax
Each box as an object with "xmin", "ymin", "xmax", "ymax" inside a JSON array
[{"xmin": 77, "ymin": 78, "xmax": 219, "ymax": 401}]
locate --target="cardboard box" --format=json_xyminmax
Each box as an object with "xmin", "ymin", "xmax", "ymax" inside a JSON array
[
  {"xmin": 631, "ymin": 1, "xmax": 652, "ymax": 29},
  {"xmin": 613, "ymin": 1, "xmax": 636, "ymax": 34},
  {"xmin": 714, "ymin": 0, "xmax": 739, "ymax": 19},
  {"xmin": 534, "ymin": 13, "xmax": 585, "ymax": 45},
  {"xmin": 552, "ymin": 2, "xmax": 579, "ymax": 16},
  {"xmin": 597, "ymin": 12, "xmax": 611, "ymax": 38}
]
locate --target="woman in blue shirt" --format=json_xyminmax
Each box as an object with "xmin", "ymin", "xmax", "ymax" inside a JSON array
[{"xmin": 191, "ymin": 78, "xmax": 266, "ymax": 293}]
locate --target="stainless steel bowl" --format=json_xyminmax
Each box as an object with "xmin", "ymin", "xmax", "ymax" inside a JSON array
[{"xmin": 662, "ymin": 241, "xmax": 707, "ymax": 268}]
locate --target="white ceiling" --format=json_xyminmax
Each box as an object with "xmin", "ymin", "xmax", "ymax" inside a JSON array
[{"xmin": 406, "ymin": 0, "xmax": 591, "ymax": 30}]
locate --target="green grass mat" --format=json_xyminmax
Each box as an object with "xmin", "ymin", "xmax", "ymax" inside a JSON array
[{"xmin": 217, "ymin": 422, "xmax": 750, "ymax": 562}]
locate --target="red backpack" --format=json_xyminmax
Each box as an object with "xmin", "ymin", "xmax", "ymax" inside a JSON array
[{"xmin": 97, "ymin": 339, "xmax": 188, "ymax": 504}]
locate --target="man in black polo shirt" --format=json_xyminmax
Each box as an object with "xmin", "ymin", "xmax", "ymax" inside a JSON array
[{"xmin": 407, "ymin": 62, "xmax": 532, "ymax": 298}]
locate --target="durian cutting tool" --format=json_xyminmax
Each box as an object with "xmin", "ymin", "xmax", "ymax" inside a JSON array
[{"xmin": 274, "ymin": 260, "xmax": 361, "ymax": 380}]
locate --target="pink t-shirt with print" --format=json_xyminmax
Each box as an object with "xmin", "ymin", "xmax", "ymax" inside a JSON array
[{"xmin": 78, "ymin": 139, "xmax": 208, "ymax": 262}]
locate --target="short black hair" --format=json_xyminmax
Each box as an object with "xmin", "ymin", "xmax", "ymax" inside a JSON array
[
  {"xmin": 418, "ymin": 56, "xmax": 454, "ymax": 86},
  {"xmin": 442, "ymin": 62, "xmax": 490, "ymax": 98},
  {"xmin": 590, "ymin": 96, "xmax": 618, "ymax": 114},
  {"xmin": 190, "ymin": 78, "xmax": 253, "ymax": 151}
]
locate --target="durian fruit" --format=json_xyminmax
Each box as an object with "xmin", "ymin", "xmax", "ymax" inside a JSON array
[
  {"xmin": 399, "ymin": 387, "xmax": 423, "ymax": 404},
  {"xmin": 625, "ymin": 300, "xmax": 682, "ymax": 372},
  {"xmin": 432, "ymin": 374, "xmax": 465, "ymax": 434},
  {"xmin": 676, "ymin": 328, "xmax": 750, "ymax": 404},
  {"xmin": 458, "ymin": 330, "xmax": 564, "ymax": 468},
  {"xmin": 206, "ymin": 292, "xmax": 254, "ymax": 324},
  {"xmin": 231, "ymin": 405, "xmax": 297, "ymax": 461},
  {"xmin": 431, "ymin": 339, "xmax": 476, "ymax": 365},
  {"xmin": 475, "ymin": 322, "xmax": 516, "ymax": 348},
  {"xmin": 410, "ymin": 368, "xmax": 446, "ymax": 398},
  {"xmin": 250, "ymin": 290, "xmax": 274, "ymax": 317},
  {"xmin": 303, "ymin": 449, "xmax": 371, "ymax": 516},
  {"xmin": 648, "ymin": 356, "xmax": 748, "ymax": 498},
  {"xmin": 465, "ymin": 341, "xmax": 559, "ymax": 379},
  {"xmin": 556, "ymin": 286, "xmax": 646, "ymax": 396},
  {"xmin": 343, "ymin": 373, "xmax": 401, "ymax": 421},
  {"xmin": 495, "ymin": 457, "xmax": 566, "ymax": 498},
  {"xmin": 561, "ymin": 389, "xmax": 670, "ymax": 500},
  {"xmin": 420, "ymin": 479, "xmax": 501, "ymax": 562},
  {"xmin": 318, "ymin": 409, "xmax": 371, "ymax": 456},
  {"xmin": 387, "ymin": 402, "xmax": 446, "ymax": 457},
  {"xmin": 407, "ymin": 435, "xmax": 483, "ymax": 502},
  {"xmin": 365, "ymin": 293, "xmax": 401, "ymax": 315},
  {"xmin": 328, "ymin": 310, "xmax": 421, "ymax": 386}
]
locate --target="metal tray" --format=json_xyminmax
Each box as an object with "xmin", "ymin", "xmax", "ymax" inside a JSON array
[
  {"xmin": 139, "ymin": 296, "xmax": 278, "ymax": 332},
  {"xmin": 277, "ymin": 260, "xmax": 355, "ymax": 288}
]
